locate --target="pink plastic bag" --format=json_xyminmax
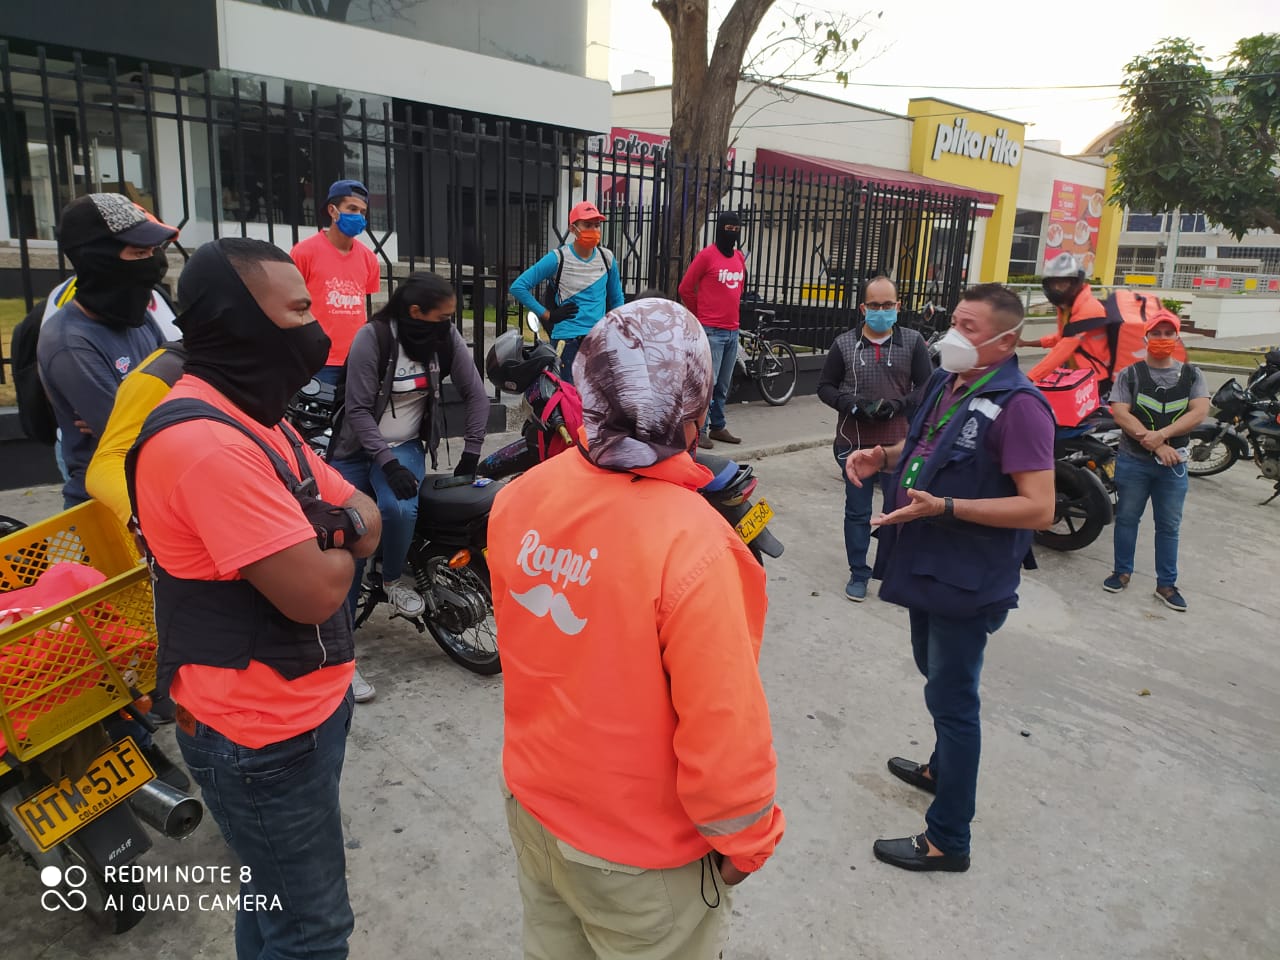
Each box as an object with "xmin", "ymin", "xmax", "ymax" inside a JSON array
[{"xmin": 1, "ymin": 563, "xmax": 109, "ymax": 754}]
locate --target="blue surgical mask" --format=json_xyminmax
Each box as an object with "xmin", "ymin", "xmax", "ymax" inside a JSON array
[
  {"xmin": 864, "ymin": 309, "xmax": 897, "ymax": 334},
  {"xmin": 335, "ymin": 212, "xmax": 366, "ymax": 238}
]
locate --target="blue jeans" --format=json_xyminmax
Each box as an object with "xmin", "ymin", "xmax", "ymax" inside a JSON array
[
  {"xmin": 332, "ymin": 441, "xmax": 426, "ymax": 611},
  {"xmin": 176, "ymin": 690, "xmax": 355, "ymax": 960},
  {"xmin": 908, "ymin": 607, "xmax": 1008, "ymax": 857},
  {"xmin": 314, "ymin": 365, "xmax": 344, "ymax": 387},
  {"xmin": 1112, "ymin": 452, "xmax": 1188, "ymax": 588},
  {"xmin": 835, "ymin": 447, "xmax": 889, "ymax": 583},
  {"xmin": 703, "ymin": 327, "xmax": 739, "ymax": 432},
  {"xmin": 553, "ymin": 337, "xmax": 583, "ymax": 385}
]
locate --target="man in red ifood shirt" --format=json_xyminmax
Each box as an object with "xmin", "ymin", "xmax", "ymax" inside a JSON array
[
  {"xmin": 679, "ymin": 211, "xmax": 747, "ymax": 447},
  {"xmin": 291, "ymin": 178, "xmax": 382, "ymax": 384}
]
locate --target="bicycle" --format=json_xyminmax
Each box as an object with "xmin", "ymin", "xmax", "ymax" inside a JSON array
[{"xmin": 736, "ymin": 308, "xmax": 798, "ymax": 406}]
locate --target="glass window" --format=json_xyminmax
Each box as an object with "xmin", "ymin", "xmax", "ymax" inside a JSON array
[{"xmin": 1, "ymin": 52, "xmax": 160, "ymax": 241}]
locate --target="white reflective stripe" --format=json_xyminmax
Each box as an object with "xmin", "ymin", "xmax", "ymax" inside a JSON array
[
  {"xmin": 970, "ymin": 398, "xmax": 1003, "ymax": 421},
  {"xmin": 695, "ymin": 798, "xmax": 775, "ymax": 838}
]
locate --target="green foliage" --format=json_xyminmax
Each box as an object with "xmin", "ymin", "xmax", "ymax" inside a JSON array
[
  {"xmin": 1162, "ymin": 298, "xmax": 1186, "ymax": 314},
  {"xmin": 1111, "ymin": 34, "xmax": 1280, "ymax": 238}
]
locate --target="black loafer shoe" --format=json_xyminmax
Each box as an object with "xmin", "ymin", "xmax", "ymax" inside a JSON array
[
  {"xmin": 887, "ymin": 756, "xmax": 937, "ymax": 795},
  {"xmin": 873, "ymin": 833, "xmax": 970, "ymax": 872}
]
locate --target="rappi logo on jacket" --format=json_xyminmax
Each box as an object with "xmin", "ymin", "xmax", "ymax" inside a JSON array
[{"xmin": 509, "ymin": 529, "xmax": 595, "ymax": 636}]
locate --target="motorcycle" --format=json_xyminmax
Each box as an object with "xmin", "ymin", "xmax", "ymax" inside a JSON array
[
  {"xmin": 478, "ymin": 313, "xmax": 785, "ymax": 565},
  {"xmin": 286, "ymin": 387, "xmax": 504, "ymax": 677},
  {"xmin": 1185, "ymin": 375, "xmax": 1280, "ymax": 503},
  {"xmin": 1035, "ymin": 407, "xmax": 1120, "ymax": 551},
  {"xmin": 1, "ymin": 504, "xmax": 204, "ymax": 934}
]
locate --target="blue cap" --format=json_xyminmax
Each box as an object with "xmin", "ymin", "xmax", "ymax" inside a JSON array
[{"xmin": 326, "ymin": 179, "xmax": 369, "ymax": 206}]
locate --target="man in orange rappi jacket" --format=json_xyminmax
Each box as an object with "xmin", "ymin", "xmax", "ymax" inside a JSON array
[
  {"xmin": 488, "ymin": 296, "xmax": 785, "ymax": 960},
  {"xmin": 1021, "ymin": 253, "xmax": 1117, "ymax": 391}
]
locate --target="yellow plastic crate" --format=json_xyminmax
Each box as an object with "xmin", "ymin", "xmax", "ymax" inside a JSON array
[{"xmin": 0, "ymin": 501, "xmax": 156, "ymax": 772}]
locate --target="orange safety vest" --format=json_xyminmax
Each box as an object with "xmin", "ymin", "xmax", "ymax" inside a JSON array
[{"xmin": 489, "ymin": 447, "xmax": 785, "ymax": 874}]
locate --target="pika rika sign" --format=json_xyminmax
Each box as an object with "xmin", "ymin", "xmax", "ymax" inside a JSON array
[
  {"xmin": 932, "ymin": 118, "xmax": 1021, "ymax": 168},
  {"xmin": 588, "ymin": 127, "xmax": 736, "ymax": 166}
]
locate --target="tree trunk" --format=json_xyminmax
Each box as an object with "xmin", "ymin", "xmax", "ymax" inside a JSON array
[{"xmin": 655, "ymin": 0, "xmax": 775, "ymax": 293}]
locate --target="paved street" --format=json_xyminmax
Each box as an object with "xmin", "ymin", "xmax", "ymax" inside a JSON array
[{"xmin": 1, "ymin": 395, "xmax": 1278, "ymax": 959}]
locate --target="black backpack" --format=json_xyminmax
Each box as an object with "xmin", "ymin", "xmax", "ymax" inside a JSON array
[{"xmin": 10, "ymin": 299, "xmax": 58, "ymax": 445}]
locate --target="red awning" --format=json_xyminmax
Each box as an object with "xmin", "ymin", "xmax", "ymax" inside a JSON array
[{"xmin": 755, "ymin": 149, "xmax": 999, "ymax": 217}]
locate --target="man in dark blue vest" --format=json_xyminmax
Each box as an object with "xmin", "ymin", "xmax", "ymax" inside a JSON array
[{"xmin": 844, "ymin": 283, "xmax": 1056, "ymax": 872}]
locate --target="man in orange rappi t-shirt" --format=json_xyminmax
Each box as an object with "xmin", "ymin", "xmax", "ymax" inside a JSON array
[
  {"xmin": 129, "ymin": 239, "xmax": 381, "ymax": 960},
  {"xmin": 291, "ymin": 178, "xmax": 382, "ymax": 384},
  {"xmin": 489, "ymin": 297, "xmax": 785, "ymax": 960}
]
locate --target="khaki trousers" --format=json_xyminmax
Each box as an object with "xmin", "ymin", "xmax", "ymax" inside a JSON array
[{"xmin": 504, "ymin": 790, "xmax": 730, "ymax": 960}]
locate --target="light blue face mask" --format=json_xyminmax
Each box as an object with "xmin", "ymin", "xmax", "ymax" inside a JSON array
[
  {"xmin": 335, "ymin": 212, "xmax": 367, "ymax": 238},
  {"xmin": 864, "ymin": 308, "xmax": 897, "ymax": 334}
]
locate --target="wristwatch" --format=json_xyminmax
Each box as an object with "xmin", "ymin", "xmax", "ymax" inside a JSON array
[
  {"xmin": 343, "ymin": 507, "xmax": 368, "ymax": 543},
  {"xmin": 942, "ymin": 496, "xmax": 955, "ymax": 519}
]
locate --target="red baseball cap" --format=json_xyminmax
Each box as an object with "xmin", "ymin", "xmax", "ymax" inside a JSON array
[
  {"xmin": 1144, "ymin": 314, "xmax": 1181, "ymax": 334},
  {"xmin": 569, "ymin": 201, "xmax": 605, "ymax": 224}
]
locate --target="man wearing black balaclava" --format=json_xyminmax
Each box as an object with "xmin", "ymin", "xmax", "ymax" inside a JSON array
[
  {"xmin": 678, "ymin": 210, "xmax": 748, "ymax": 447},
  {"xmin": 37, "ymin": 193, "xmax": 179, "ymax": 506},
  {"xmin": 130, "ymin": 238, "xmax": 380, "ymax": 960}
]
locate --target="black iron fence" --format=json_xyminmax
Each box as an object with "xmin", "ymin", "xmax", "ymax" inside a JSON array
[{"xmin": 1, "ymin": 41, "xmax": 978, "ymax": 384}]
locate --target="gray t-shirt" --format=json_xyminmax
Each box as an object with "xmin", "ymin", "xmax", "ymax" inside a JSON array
[
  {"xmin": 36, "ymin": 301, "xmax": 165, "ymax": 503},
  {"xmin": 1110, "ymin": 360, "xmax": 1209, "ymax": 458}
]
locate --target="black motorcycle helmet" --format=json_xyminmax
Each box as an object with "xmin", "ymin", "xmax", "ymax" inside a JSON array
[{"xmin": 486, "ymin": 330, "xmax": 558, "ymax": 392}]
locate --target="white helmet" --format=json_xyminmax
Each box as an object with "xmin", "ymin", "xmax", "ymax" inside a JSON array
[{"xmin": 1043, "ymin": 252, "xmax": 1085, "ymax": 279}]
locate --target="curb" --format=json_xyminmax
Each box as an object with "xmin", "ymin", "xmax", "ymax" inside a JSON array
[
  {"xmin": 1196, "ymin": 363, "xmax": 1255, "ymax": 374},
  {"xmin": 736, "ymin": 436, "xmax": 831, "ymax": 462}
]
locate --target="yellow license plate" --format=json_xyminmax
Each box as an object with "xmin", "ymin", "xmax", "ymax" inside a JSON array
[
  {"xmin": 15, "ymin": 737, "xmax": 154, "ymax": 852},
  {"xmin": 735, "ymin": 499, "xmax": 775, "ymax": 545},
  {"xmin": 1101, "ymin": 460, "xmax": 1116, "ymax": 479}
]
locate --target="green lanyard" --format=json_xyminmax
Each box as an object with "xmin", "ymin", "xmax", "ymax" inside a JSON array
[{"xmin": 925, "ymin": 368, "xmax": 999, "ymax": 442}]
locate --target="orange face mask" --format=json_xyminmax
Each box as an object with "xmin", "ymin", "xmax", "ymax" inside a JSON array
[
  {"xmin": 1146, "ymin": 337, "xmax": 1178, "ymax": 358},
  {"xmin": 575, "ymin": 228, "xmax": 602, "ymax": 249}
]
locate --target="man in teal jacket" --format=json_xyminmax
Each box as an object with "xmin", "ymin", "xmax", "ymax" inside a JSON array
[{"xmin": 510, "ymin": 201, "xmax": 624, "ymax": 384}]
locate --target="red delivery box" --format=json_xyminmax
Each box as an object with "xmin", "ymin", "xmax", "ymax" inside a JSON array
[{"xmin": 1035, "ymin": 367, "xmax": 1100, "ymax": 427}]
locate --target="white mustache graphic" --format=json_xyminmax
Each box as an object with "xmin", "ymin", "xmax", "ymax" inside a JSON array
[{"xmin": 510, "ymin": 584, "xmax": 589, "ymax": 636}]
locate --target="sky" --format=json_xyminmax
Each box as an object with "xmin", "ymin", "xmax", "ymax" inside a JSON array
[{"xmin": 605, "ymin": 0, "xmax": 1279, "ymax": 154}]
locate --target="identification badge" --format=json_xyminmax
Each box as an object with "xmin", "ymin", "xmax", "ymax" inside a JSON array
[{"xmin": 901, "ymin": 456, "xmax": 924, "ymax": 490}]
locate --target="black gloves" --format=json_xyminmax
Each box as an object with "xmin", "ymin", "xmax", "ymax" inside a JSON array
[
  {"xmin": 454, "ymin": 451, "xmax": 480, "ymax": 477},
  {"xmin": 382, "ymin": 459, "xmax": 420, "ymax": 500},
  {"xmin": 866, "ymin": 398, "xmax": 904, "ymax": 421},
  {"xmin": 847, "ymin": 397, "xmax": 903, "ymax": 421},
  {"xmin": 546, "ymin": 301, "xmax": 579, "ymax": 334},
  {"xmin": 301, "ymin": 499, "xmax": 361, "ymax": 552}
]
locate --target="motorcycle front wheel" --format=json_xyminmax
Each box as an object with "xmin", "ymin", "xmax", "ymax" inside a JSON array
[
  {"xmin": 1035, "ymin": 461, "xmax": 1108, "ymax": 551},
  {"xmin": 1185, "ymin": 430, "xmax": 1239, "ymax": 477}
]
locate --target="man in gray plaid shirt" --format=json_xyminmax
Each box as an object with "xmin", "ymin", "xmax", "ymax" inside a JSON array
[{"xmin": 818, "ymin": 277, "xmax": 933, "ymax": 601}]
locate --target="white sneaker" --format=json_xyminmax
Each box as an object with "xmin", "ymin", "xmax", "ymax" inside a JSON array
[
  {"xmin": 386, "ymin": 581, "xmax": 426, "ymax": 618},
  {"xmin": 351, "ymin": 665, "xmax": 376, "ymax": 703}
]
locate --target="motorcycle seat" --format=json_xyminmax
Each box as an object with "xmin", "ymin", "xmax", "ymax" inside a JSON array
[{"xmin": 418, "ymin": 475, "xmax": 504, "ymax": 525}]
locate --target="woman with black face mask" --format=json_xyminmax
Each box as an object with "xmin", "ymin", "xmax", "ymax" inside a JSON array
[{"xmin": 328, "ymin": 271, "xmax": 490, "ymax": 699}]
